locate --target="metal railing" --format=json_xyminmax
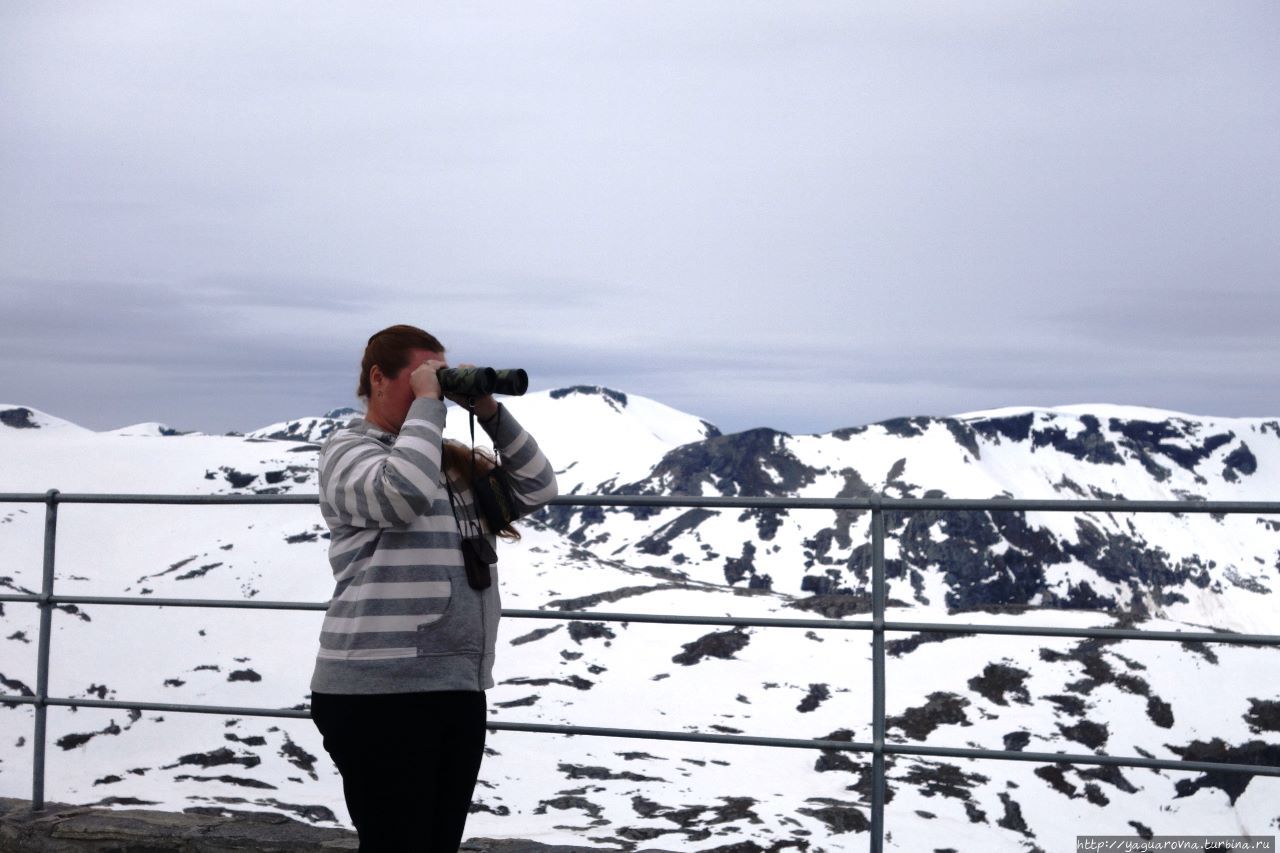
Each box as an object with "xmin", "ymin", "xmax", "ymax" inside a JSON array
[{"xmin": 2, "ymin": 489, "xmax": 1280, "ymax": 853}]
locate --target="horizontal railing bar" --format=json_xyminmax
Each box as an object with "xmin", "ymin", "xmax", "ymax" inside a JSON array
[
  {"xmin": 507, "ymin": 610, "xmax": 1280, "ymax": 645},
  {"xmin": 553, "ymin": 495, "xmax": 1280, "ymax": 514},
  {"xmin": 0, "ymin": 493, "xmax": 318, "ymax": 505},
  {"xmin": 11, "ymin": 595, "xmax": 329, "ymax": 611},
  {"xmin": 2, "ymin": 492, "xmax": 1279, "ymax": 515},
  {"xmin": 0, "ymin": 695, "xmax": 311, "ymax": 719},
  {"xmin": 504, "ymin": 608, "xmax": 869, "ymax": 630},
  {"xmin": 488, "ymin": 722, "xmax": 873, "ymax": 753},
  {"xmin": 887, "ymin": 743, "xmax": 1280, "ymax": 778},
  {"xmin": 883, "ymin": 621, "xmax": 1280, "ymax": 646},
  {"xmin": 5, "ymin": 693, "xmax": 1274, "ymax": 778},
  {"xmin": 4, "ymin": 595, "xmax": 1275, "ymax": 646}
]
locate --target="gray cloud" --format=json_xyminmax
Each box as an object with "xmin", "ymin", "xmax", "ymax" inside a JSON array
[{"xmin": 2, "ymin": 2, "xmax": 1277, "ymax": 434}]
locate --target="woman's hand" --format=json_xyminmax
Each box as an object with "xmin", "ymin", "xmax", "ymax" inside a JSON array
[
  {"xmin": 444, "ymin": 362, "xmax": 499, "ymax": 419},
  {"xmin": 410, "ymin": 360, "xmax": 447, "ymax": 400}
]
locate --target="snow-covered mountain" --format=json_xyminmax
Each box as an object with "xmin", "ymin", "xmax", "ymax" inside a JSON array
[{"xmin": 1, "ymin": 391, "xmax": 1278, "ymax": 852}]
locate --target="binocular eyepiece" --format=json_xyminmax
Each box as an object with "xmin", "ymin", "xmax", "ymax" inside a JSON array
[{"xmin": 437, "ymin": 367, "xmax": 528, "ymax": 397}]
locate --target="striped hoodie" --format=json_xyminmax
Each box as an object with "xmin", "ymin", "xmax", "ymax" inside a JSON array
[{"xmin": 310, "ymin": 397, "xmax": 557, "ymax": 694}]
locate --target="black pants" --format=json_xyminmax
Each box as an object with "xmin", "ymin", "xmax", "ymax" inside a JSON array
[{"xmin": 310, "ymin": 690, "xmax": 487, "ymax": 853}]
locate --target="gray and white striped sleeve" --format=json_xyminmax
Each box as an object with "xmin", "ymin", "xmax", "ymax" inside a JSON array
[
  {"xmin": 481, "ymin": 404, "xmax": 559, "ymax": 511},
  {"xmin": 319, "ymin": 398, "xmax": 449, "ymax": 528}
]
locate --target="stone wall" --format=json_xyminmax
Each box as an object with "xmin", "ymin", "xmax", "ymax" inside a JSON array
[{"xmin": 0, "ymin": 798, "xmax": 666, "ymax": 853}]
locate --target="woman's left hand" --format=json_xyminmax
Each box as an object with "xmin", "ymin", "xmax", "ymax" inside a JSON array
[{"xmin": 444, "ymin": 363, "xmax": 499, "ymax": 419}]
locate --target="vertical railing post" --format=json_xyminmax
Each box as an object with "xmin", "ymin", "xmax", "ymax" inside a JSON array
[
  {"xmin": 31, "ymin": 488, "xmax": 59, "ymax": 812},
  {"xmin": 869, "ymin": 496, "xmax": 886, "ymax": 853}
]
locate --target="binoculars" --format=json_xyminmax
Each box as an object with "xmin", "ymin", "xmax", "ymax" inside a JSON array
[{"xmin": 437, "ymin": 367, "xmax": 528, "ymax": 397}]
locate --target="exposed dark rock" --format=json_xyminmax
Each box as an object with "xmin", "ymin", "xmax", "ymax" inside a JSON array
[
  {"xmin": 814, "ymin": 751, "xmax": 860, "ymax": 773},
  {"xmin": 56, "ymin": 721, "xmax": 122, "ymax": 750},
  {"xmin": 898, "ymin": 761, "xmax": 988, "ymax": 800},
  {"xmin": 550, "ymin": 386, "xmax": 629, "ymax": 409},
  {"xmin": 1082, "ymin": 782, "xmax": 1109, "ymax": 806},
  {"xmin": 1057, "ymin": 719, "xmax": 1109, "ymax": 750},
  {"xmin": 225, "ymin": 733, "xmax": 267, "ymax": 746},
  {"xmin": 1034, "ymin": 765, "xmax": 1078, "ymax": 799},
  {"xmin": 1032, "ymin": 416, "xmax": 1123, "ymax": 466},
  {"xmin": 895, "ymin": 507, "xmax": 1056, "ymax": 612},
  {"xmin": 1181, "ymin": 641, "xmax": 1219, "ymax": 665},
  {"xmin": 942, "ymin": 419, "xmax": 981, "ymax": 458},
  {"xmin": 217, "ymin": 468, "xmax": 258, "ymax": 489},
  {"xmin": 495, "ymin": 695, "xmax": 540, "ymax": 708},
  {"xmin": 501, "ymin": 676, "xmax": 593, "ymax": 691},
  {"xmin": 795, "ymin": 799, "xmax": 869, "ymax": 834},
  {"xmin": 91, "ymin": 797, "xmax": 160, "ymax": 807},
  {"xmin": 1110, "ymin": 418, "xmax": 1235, "ymax": 475},
  {"xmin": 996, "ymin": 792, "xmax": 1033, "ymax": 837},
  {"xmin": 635, "ymin": 509, "xmax": 716, "ymax": 556},
  {"xmin": 228, "ymin": 669, "xmax": 262, "ymax": 682},
  {"xmin": 623, "ymin": 428, "xmax": 815, "ymax": 498},
  {"xmin": 469, "ymin": 801, "xmax": 511, "ymax": 816},
  {"xmin": 167, "ymin": 747, "xmax": 261, "ymax": 770},
  {"xmin": 557, "ymin": 763, "xmax": 665, "ymax": 782},
  {"xmin": 1224, "ymin": 443, "xmax": 1258, "ymax": 479},
  {"xmin": 0, "ymin": 408, "xmax": 39, "ymax": 429},
  {"xmin": 1, "ymin": 673, "xmax": 34, "ymax": 708},
  {"xmin": 797, "ymin": 684, "xmax": 830, "ymax": 713},
  {"xmin": 1129, "ymin": 820, "xmax": 1155, "ymax": 840},
  {"xmin": 1244, "ymin": 698, "xmax": 1280, "ymax": 733},
  {"xmin": 510, "ymin": 626, "xmax": 562, "ymax": 646},
  {"xmin": 1079, "ymin": 764, "xmax": 1139, "ymax": 794},
  {"xmin": 567, "ymin": 622, "xmax": 615, "ymax": 644},
  {"xmin": 534, "ymin": 796, "xmax": 607, "ymax": 823},
  {"xmin": 887, "ymin": 692, "xmax": 971, "ymax": 740},
  {"xmin": 1167, "ymin": 738, "xmax": 1280, "ymax": 805},
  {"xmin": 886, "ymin": 631, "xmax": 974, "ymax": 657},
  {"xmin": 1061, "ymin": 521, "xmax": 1200, "ymax": 616},
  {"xmin": 280, "ymin": 735, "xmax": 318, "ymax": 780},
  {"xmin": 880, "ymin": 417, "xmax": 930, "ymax": 438},
  {"xmin": 971, "ymin": 413, "xmax": 1035, "ymax": 443},
  {"xmin": 284, "ymin": 531, "xmax": 318, "ymax": 544},
  {"xmin": 968, "ymin": 663, "xmax": 1031, "ymax": 706},
  {"xmin": 724, "ymin": 542, "xmax": 757, "ymax": 586},
  {"xmin": 177, "ymin": 562, "xmax": 224, "ymax": 581},
  {"xmin": 787, "ymin": 592, "xmax": 879, "ymax": 618},
  {"xmin": 708, "ymin": 797, "xmax": 763, "ymax": 825},
  {"xmin": 1042, "ymin": 694, "xmax": 1087, "ymax": 717},
  {"xmin": 173, "ymin": 774, "xmax": 276, "ymax": 789},
  {"xmin": 673, "ymin": 628, "xmax": 750, "ymax": 666},
  {"xmin": 1004, "ymin": 731, "xmax": 1031, "ymax": 752},
  {"xmin": 737, "ymin": 508, "xmax": 788, "ymax": 542},
  {"xmin": 1145, "ymin": 696, "xmax": 1175, "ymax": 728}
]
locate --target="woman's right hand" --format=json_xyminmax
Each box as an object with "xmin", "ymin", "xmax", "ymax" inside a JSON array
[{"xmin": 410, "ymin": 359, "xmax": 447, "ymax": 399}]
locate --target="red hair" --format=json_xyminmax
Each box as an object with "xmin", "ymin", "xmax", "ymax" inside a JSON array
[{"xmin": 357, "ymin": 325, "xmax": 445, "ymax": 400}]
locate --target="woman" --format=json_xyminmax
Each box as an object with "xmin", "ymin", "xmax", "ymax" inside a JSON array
[{"xmin": 309, "ymin": 324, "xmax": 558, "ymax": 851}]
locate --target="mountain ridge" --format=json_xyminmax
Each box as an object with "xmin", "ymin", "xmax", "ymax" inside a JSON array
[{"xmin": 1, "ymin": 391, "xmax": 1277, "ymax": 850}]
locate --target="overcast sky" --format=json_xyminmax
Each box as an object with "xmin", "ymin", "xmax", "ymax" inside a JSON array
[{"xmin": 2, "ymin": 2, "xmax": 1277, "ymax": 435}]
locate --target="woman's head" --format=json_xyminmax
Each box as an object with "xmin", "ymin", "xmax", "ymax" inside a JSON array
[{"xmin": 358, "ymin": 325, "xmax": 446, "ymax": 401}]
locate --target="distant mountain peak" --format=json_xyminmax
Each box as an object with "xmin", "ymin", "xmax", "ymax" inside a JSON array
[{"xmin": 0, "ymin": 405, "xmax": 89, "ymax": 433}]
